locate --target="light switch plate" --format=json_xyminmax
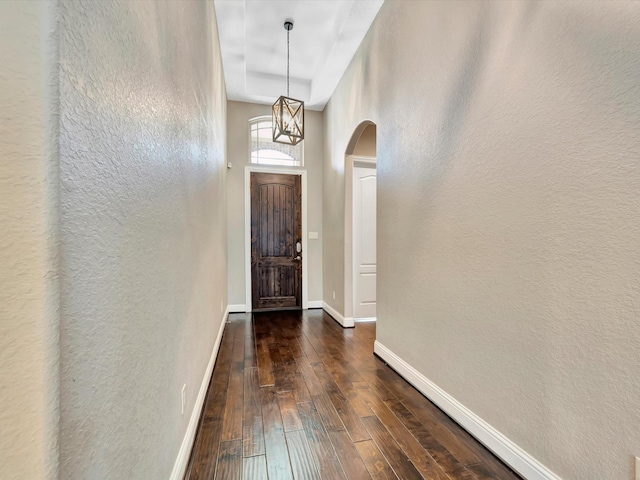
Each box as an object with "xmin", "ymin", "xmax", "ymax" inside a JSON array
[{"xmin": 309, "ymin": 231, "xmax": 319, "ymax": 239}]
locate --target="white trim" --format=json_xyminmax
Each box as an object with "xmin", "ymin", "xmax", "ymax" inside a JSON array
[
  {"xmin": 352, "ymin": 163, "xmax": 377, "ymax": 320},
  {"xmin": 355, "ymin": 317, "xmax": 376, "ymax": 322},
  {"xmin": 244, "ymin": 166, "xmax": 308, "ymax": 312},
  {"xmin": 170, "ymin": 307, "xmax": 230, "ymax": 480},
  {"xmin": 344, "ymin": 155, "xmax": 354, "ymax": 321},
  {"xmin": 307, "ymin": 300, "xmax": 323, "ymax": 309},
  {"xmin": 373, "ymin": 341, "xmax": 562, "ymax": 480},
  {"xmin": 343, "ymin": 154, "xmax": 378, "ymax": 323},
  {"xmin": 353, "ymin": 156, "xmax": 377, "ymax": 168},
  {"xmin": 322, "ymin": 302, "xmax": 355, "ymax": 328},
  {"xmin": 228, "ymin": 304, "xmax": 247, "ymax": 313}
]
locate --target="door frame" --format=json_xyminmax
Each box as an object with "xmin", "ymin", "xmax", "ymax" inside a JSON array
[
  {"xmin": 345, "ymin": 155, "xmax": 377, "ymax": 323},
  {"xmin": 352, "ymin": 158, "xmax": 377, "ymax": 321},
  {"xmin": 244, "ymin": 165, "xmax": 308, "ymax": 312}
]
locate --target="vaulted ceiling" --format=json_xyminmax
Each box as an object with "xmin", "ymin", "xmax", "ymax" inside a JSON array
[{"xmin": 214, "ymin": 0, "xmax": 384, "ymax": 111}]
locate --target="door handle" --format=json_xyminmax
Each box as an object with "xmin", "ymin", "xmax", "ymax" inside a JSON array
[{"xmin": 294, "ymin": 255, "xmax": 301, "ymax": 261}]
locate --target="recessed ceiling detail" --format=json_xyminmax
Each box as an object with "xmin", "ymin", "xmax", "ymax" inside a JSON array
[{"xmin": 214, "ymin": 0, "xmax": 385, "ymax": 111}]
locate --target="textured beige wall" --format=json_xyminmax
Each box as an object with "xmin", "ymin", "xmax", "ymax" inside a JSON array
[
  {"xmin": 323, "ymin": 1, "xmax": 640, "ymax": 479},
  {"xmin": 352, "ymin": 124, "xmax": 377, "ymax": 157},
  {"xmin": 227, "ymin": 101, "xmax": 323, "ymax": 307},
  {"xmin": 58, "ymin": 1, "xmax": 227, "ymax": 478},
  {"xmin": 0, "ymin": 2, "xmax": 59, "ymax": 478}
]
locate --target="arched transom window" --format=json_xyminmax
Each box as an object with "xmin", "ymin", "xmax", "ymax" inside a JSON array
[{"xmin": 250, "ymin": 116, "xmax": 303, "ymax": 167}]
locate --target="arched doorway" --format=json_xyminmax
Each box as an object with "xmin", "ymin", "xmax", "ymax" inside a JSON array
[{"xmin": 344, "ymin": 122, "xmax": 377, "ymax": 323}]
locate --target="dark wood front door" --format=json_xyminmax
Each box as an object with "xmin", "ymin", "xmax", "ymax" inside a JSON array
[{"xmin": 251, "ymin": 172, "xmax": 302, "ymax": 310}]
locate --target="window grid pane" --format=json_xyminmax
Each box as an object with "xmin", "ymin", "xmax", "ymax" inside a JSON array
[{"xmin": 250, "ymin": 119, "xmax": 302, "ymax": 167}]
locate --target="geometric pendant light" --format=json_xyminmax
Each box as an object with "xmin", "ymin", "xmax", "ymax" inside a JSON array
[{"xmin": 272, "ymin": 20, "xmax": 304, "ymax": 146}]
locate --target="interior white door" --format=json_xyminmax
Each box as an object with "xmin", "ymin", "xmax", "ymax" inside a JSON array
[{"xmin": 353, "ymin": 165, "xmax": 377, "ymax": 319}]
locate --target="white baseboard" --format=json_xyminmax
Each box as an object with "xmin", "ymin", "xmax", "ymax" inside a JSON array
[
  {"xmin": 230, "ymin": 302, "xmax": 325, "ymax": 312},
  {"xmin": 170, "ymin": 307, "xmax": 229, "ymax": 480},
  {"xmin": 355, "ymin": 317, "xmax": 376, "ymax": 322},
  {"xmin": 322, "ymin": 301, "xmax": 354, "ymax": 328},
  {"xmin": 231, "ymin": 302, "xmax": 324, "ymax": 312},
  {"xmin": 373, "ymin": 341, "xmax": 561, "ymax": 480},
  {"xmin": 228, "ymin": 304, "xmax": 246, "ymax": 313}
]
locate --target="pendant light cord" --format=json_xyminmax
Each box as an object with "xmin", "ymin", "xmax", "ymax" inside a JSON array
[{"xmin": 287, "ymin": 28, "xmax": 290, "ymax": 97}]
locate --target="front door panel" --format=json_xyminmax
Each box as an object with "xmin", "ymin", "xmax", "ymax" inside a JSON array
[{"xmin": 251, "ymin": 172, "xmax": 302, "ymax": 310}]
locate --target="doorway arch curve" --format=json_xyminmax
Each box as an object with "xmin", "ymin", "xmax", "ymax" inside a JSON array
[
  {"xmin": 345, "ymin": 121, "xmax": 376, "ymax": 156},
  {"xmin": 344, "ymin": 121, "xmax": 377, "ymax": 325}
]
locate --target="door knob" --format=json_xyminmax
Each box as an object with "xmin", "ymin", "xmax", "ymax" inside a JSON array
[{"xmin": 294, "ymin": 256, "xmax": 301, "ymax": 261}]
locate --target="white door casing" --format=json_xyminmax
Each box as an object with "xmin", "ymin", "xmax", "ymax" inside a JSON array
[
  {"xmin": 353, "ymin": 164, "xmax": 376, "ymax": 320},
  {"xmin": 244, "ymin": 165, "xmax": 308, "ymax": 312}
]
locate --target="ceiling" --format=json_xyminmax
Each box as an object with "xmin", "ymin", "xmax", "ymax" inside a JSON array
[{"xmin": 214, "ymin": 0, "xmax": 384, "ymax": 111}]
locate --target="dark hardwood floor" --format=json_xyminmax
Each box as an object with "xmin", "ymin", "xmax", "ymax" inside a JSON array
[{"xmin": 184, "ymin": 310, "xmax": 521, "ymax": 480}]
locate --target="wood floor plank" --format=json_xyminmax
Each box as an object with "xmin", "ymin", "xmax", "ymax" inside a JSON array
[
  {"xmin": 186, "ymin": 312, "xmax": 521, "ymax": 480},
  {"xmin": 307, "ymin": 332, "xmax": 376, "ymax": 421},
  {"xmin": 348, "ymin": 365, "xmax": 398, "ymax": 403},
  {"xmin": 285, "ymin": 429, "xmax": 321, "ymax": 480},
  {"xmin": 215, "ymin": 440, "xmax": 243, "ymax": 480},
  {"xmin": 187, "ymin": 323, "xmax": 237, "ymax": 480},
  {"xmin": 244, "ymin": 316, "xmax": 257, "ymax": 369},
  {"xmin": 466, "ymin": 462, "xmax": 498, "ymax": 480},
  {"xmin": 360, "ymin": 389, "xmax": 449, "ymax": 479},
  {"xmin": 222, "ymin": 325, "xmax": 245, "ymax": 442},
  {"xmin": 297, "ymin": 360, "xmax": 345, "ymax": 432},
  {"xmin": 296, "ymin": 358, "xmax": 323, "ymax": 396},
  {"xmin": 288, "ymin": 359, "xmax": 312, "ymax": 404},
  {"xmin": 468, "ymin": 458, "xmax": 521, "ymax": 480},
  {"xmin": 288, "ymin": 334, "xmax": 305, "ymax": 359},
  {"xmin": 270, "ymin": 342, "xmax": 294, "ymax": 393},
  {"xmin": 297, "ymin": 331, "xmax": 321, "ymax": 364},
  {"xmin": 327, "ymin": 430, "xmax": 372, "ymax": 480},
  {"xmin": 361, "ymin": 416, "xmax": 423, "ymax": 480},
  {"xmin": 325, "ymin": 366, "xmax": 373, "ymax": 418},
  {"xmin": 261, "ymin": 387, "xmax": 294, "ymax": 480},
  {"xmin": 279, "ymin": 344, "xmax": 297, "ymax": 366},
  {"xmin": 355, "ymin": 440, "xmax": 399, "ymax": 480},
  {"xmin": 356, "ymin": 350, "xmax": 482, "ymax": 472},
  {"xmin": 255, "ymin": 319, "xmax": 275, "ymax": 387},
  {"xmin": 276, "ymin": 344, "xmax": 312, "ymax": 403},
  {"xmin": 243, "ymin": 455, "xmax": 268, "ymax": 480},
  {"xmin": 378, "ymin": 371, "xmax": 482, "ymax": 468},
  {"xmin": 278, "ymin": 390, "xmax": 304, "ymax": 432},
  {"xmin": 243, "ymin": 367, "xmax": 265, "ymax": 457},
  {"xmin": 384, "ymin": 397, "xmax": 477, "ymax": 479},
  {"xmin": 468, "ymin": 454, "xmax": 520, "ymax": 480},
  {"xmin": 187, "ymin": 419, "xmax": 221, "ymax": 480},
  {"xmin": 311, "ymin": 362, "xmax": 370, "ymax": 442},
  {"xmin": 302, "ymin": 327, "xmax": 375, "ymax": 419},
  {"xmin": 297, "ymin": 402, "xmax": 347, "ymax": 480}
]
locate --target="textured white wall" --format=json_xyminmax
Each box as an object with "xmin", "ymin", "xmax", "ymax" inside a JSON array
[
  {"xmin": 0, "ymin": 1, "xmax": 60, "ymax": 478},
  {"xmin": 324, "ymin": 1, "xmax": 640, "ymax": 479},
  {"xmin": 58, "ymin": 1, "xmax": 227, "ymax": 478},
  {"xmin": 227, "ymin": 101, "xmax": 323, "ymax": 307}
]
